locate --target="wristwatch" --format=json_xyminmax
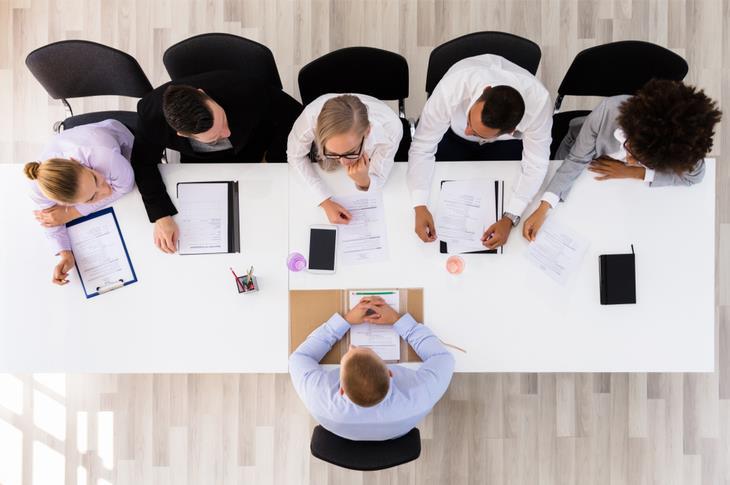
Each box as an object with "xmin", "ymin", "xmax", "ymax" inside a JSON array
[{"xmin": 503, "ymin": 212, "xmax": 521, "ymax": 227}]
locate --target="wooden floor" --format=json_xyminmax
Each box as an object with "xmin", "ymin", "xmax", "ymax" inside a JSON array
[{"xmin": 0, "ymin": 0, "xmax": 728, "ymax": 484}]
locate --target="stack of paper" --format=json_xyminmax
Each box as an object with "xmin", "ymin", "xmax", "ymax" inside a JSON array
[
  {"xmin": 526, "ymin": 217, "xmax": 589, "ymax": 285},
  {"xmin": 436, "ymin": 180, "xmax": 497, "ymax": 253},
  {"xmin": 177, "ymin": 182, "xmax": 230, "ymax": 255},
  {"xmin": 348, "ymin": 290, "xmax": 401, "ymax": 361},
  {"xmin": 332, "ymin": 193, "xmax": 389, "ymax": 265}
]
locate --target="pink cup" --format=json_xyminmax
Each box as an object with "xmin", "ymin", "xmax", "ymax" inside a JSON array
[
  {"xmin": 446, "ymin": 255, "xmax": 465, "ymax": 274},
  {"xmin": 287, "ymin": 252, "xmax": 307, "ymax": 272}
]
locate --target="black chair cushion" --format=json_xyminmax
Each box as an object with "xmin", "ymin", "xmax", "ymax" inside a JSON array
[
  {"xmin": 425, "ymin": 31, "xmax": 541, "ymax": 96},
  {"xmin": 298, "ymin": 47, "xmax": 409, "ymax": 105},
  {"xmin": 550, "ymin": 110, "xmax": 591, "ymax": 159},
  {"xmin": 26, "ymin": 40, "xmax": 152, "ymax": 100},
  {"xmin": 61, "ymin": 111, "xmax": 140, "ymax": 134},
  {"xmin": 310, "ymin": 425, "xmax": 421, "ymax": 471},
  {"xmin": 163, "ymin": 33, "xmax": 282, "ymax": 88}
]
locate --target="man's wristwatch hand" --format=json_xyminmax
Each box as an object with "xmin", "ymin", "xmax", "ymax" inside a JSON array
[{"xmin": 503, "ymin": 212, "xmax": 521, "ymax": 227}]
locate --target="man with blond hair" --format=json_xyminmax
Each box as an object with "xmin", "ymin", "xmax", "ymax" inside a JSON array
[{"xmin": 289, "ymin": 296, "xmax": 455, "ymax": 441}]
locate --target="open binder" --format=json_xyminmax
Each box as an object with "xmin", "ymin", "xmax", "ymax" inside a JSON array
[
  {"xmin": 439, "ymin": 179, "xmax": 505, "ymax": 255},
  {"xmin": 65, "ymin": 207, "xmax": 138, "ymax": 299},
  {"xmin": 176, "ymin": 181, "xmax": 240, "ymax": 255}
]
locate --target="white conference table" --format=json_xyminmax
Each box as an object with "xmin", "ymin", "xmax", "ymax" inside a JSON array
[
  {"xmin": 0, "ymin": 160, "xmax": 715, "ymax": 372},
  {"xmin": 290, "ymin": 161, "xmax": 715, "ymax": 372},
  {"xmin": 0, "ymin": 164, "xmax": 290, "ymax": 373}
]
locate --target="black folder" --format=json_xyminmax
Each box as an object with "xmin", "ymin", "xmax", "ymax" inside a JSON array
[
  {"xmin": 439, "ymin": 180, "xmax": 505, "ymax": 255},
  {"xmin": 176, "ymin": 181, "xmax": 240, "ymax": 254},
  {"xmin": 599, "ymin": 247, "xmax": 636, "ymax": 305}
]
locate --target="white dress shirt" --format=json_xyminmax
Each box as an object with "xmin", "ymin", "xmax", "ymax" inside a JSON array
[
  {"xmin": 289, "ymin": 313, "xmax": 455, "ymax": 441},
  {"xmin": 28, "ymin": 119, "xmax": 136, "ymax": 254},
  {"xmin": 407, "ymin": 54, "xmax": 553, "ymax": 216},
  {"xmin": 287, "ymin": 93, "xmax": 403, "ymax": 205}
]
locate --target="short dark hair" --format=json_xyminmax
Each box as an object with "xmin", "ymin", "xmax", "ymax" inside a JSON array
[
  {"xmin": 479, "ymin": 85, "xmax": 525, "ymax": 133},
  {"xmin": 162, "ymin": 85, "xmax": 214, "ymax": 134},
  {"xmin": 618, "ymin": 79, "xmax": 722, "ymax": 174}
]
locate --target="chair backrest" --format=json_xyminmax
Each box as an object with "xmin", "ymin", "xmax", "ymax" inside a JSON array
[
  {"xmin": 298, "ymin": 47, "xmax": 409, "ymax": 105},
  {"xmin": 25, "ymin": 40, "xmax": 153, "ymax": 100},
  {"xmin": 425, "ymin": 31, "xmax": 541, "ymax": 96},
  {"xmin": 310, "ymin": 425, "xmax": 421, "ymax": 471},
  {"xmin": 163, "ymin": 33, "xmax": 282, "ymax": 88},
  {"xmin": 556, "ymin": 40, "xmax": 688, "ymax": 101}
]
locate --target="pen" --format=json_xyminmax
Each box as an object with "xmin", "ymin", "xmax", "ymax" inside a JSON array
[{"xmin": 230, "ymin": 267, "xmax": 243, "ymax": 291}]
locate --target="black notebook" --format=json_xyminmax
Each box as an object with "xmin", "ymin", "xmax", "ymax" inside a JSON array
[
  {"xmin": 176, "ymin": 181, "xmax": 240, "ymax": 255},
  {"xmin": 599, "ymin": 248, "xmax": 636, "ymax": 305}
]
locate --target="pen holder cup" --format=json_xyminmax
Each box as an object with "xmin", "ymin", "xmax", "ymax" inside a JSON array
[{"xmin": 237, "ymin": 276, "xmax": 259, "ymax": 294}]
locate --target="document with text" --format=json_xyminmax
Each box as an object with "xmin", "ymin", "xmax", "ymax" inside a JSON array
[
  {"xmin": 332, "ymin": 193, "xmax": 389, "ymax": 265},
  {"xmin": 526, "ymin": 217, "xmax": 589, "ymax": 285},
  {"xmin": 348, "ymin": 289, "xmax": 401, "ymax": 361}
]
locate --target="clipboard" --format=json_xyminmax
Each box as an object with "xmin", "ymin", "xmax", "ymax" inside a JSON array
[
  {"xmin": 439, "ymin": 179, "xmax": 505, "ymax": 255},
  {"xmin": 176, "ymin": 181, "xmax": 241, "ymax": 254},
  {"xmin": 66, "ymin": 207, "xmax": 138, "ymax": 299}
]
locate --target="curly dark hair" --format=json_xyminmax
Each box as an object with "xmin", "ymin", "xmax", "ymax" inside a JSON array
[
  {"xmin": 617, "ymin": 79, "xmax": 721, "ymax": 174},
  {"xmin": 162, "ymin": 84, "xmax": 214, "ymax": 134}
]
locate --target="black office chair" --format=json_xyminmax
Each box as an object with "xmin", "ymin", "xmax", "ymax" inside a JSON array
[
  {"xmin": 298, "ymin": 47, "xmax": 412, "ymax": 161},
  {"xmin": 25, "ymin": 40, "xmax": 153, "ymax": 133},
  {"xmin": 425, "ymin": 31, "xmax": 542, "ymax": 96},
  {"xmin": 163, "ymin": 33, "xmax": 282, "ymax": 88},
  {"xmin": 551, "ymin": 40, "xmax": 689, "ymax": 158},
  {"xmin": 310, "ymin": 425, "xmax": 421, "ymax": 471}
]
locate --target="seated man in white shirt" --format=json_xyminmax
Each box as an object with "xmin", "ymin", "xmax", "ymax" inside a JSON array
[
  {"xmin": 407, "ymin": 54, "xmax": 553, "ymax": 248},
  {"xmin": 522, "ymin": 79, "xmax": 722, "ymax": 241},
  {"xmin": 289, "ymin": 296, "xmax": 455, "ymax": 441}
]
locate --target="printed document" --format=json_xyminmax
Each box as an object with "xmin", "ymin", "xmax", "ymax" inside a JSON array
[
  {"xmin": 66, "ymin": 211, "xmax": 135, "ymax": 294},
  {"xmin": 437, "ymin": 180, "xmax": 497, "ymax": 253},
  {"xmin": 348, "ymin": 289, "xmax": 401, "ymax": 361},
  {"xmin": 526, "ymin": 217, "xmax": 589, "ymax": 285},
  {"xmin": 177, "ymin": 183, "xmax": 229, "ymax": 254},
  {"xmin": 332, "ymin": 193, "xmax": 388, "ymax": 265}
]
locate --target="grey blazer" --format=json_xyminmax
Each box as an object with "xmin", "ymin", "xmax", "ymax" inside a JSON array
[{"xmin": 546, "ymin": 95, "xmax": 705, "ymax": 203}]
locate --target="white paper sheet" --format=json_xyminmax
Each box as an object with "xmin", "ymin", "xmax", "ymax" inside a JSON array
[
  {"xmin": 437, "ymin": 180, "xmax": 497, "ymax": 253},
  {"xmin": 177, "ymin": 183, "xmax": 229, "ymax": 255},
  {"xmin": 348, "ymin": 289, "xmax": 401, "ymax": 361},
  {"xmin": 332, "ymin": 193, "xmax": 388, "ymax": 265},
  {"xmin": 66, "ymin": 211, "xmax": 135, "ymax": 295},
  {"xmin": 526, "ymin": 217, "xmax": 589, "ymax": 285}
]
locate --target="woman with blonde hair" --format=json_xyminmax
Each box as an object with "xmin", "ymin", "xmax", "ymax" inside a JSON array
[
  {"xmin": 25, "ymin": 119, "xmax": 135, "ymax": 285},
  {"xmin": 287, "ymin": 93, "xmax": 403, "ymax": 223}
]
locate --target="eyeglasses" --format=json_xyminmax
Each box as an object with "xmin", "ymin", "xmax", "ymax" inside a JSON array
[{"xmin": 323, "ymin": 137, "xmax": 365, "ymax": 161}]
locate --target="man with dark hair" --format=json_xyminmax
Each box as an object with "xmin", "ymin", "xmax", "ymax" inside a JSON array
[
  {"xmin": 131, "ymin": 70, "xmax": 303, "ymax": 253},
  {"xmin": 522, "ymin": 79, "xmax": 722, "ymax": 241},
  {"xmin": 289, "ymin": 296, "xmax": 454, "ymax": 441},
  {"xmin": 407, "ymin": 54, "xmax": 553, "ymax": 249}
]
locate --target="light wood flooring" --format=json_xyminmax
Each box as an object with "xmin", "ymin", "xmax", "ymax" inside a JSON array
[{"xmin": 1, "ymin": 0, "xmax": 729, "ymax": 484}]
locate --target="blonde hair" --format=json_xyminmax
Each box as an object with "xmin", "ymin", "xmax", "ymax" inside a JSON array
[
  {"xmin": 314, "ymin": 95, "xmax": 369, "ymax": 171},
  {"xmin": 24, "ymin": 158, "xmax": 85, "ymax": 203},
  {"xmin": 341, "ymin": 351, "xmax": 390, "ymax": 407}
]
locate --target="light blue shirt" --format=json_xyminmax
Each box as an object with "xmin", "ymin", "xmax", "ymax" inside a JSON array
[{"xmin": 289, "ymin": 313, "xmax": 455, "ymax": 441}]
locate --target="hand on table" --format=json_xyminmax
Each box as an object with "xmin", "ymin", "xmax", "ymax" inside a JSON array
[
  {"xmin": 52, "ymin": 250, "xmax": 75, "ymax": 285},
  {"xmin": 588, "ymin": 157, "xmax": 645, "ymax": 181},
  {"xmin": 154, "ymin": 216, "xmax": 179, "ymax": 254},
  {"xmin": 414, "ymin": 205, "xmax": 436, "ymax": 242},
  {"xmin": 522, "ymin": 201, "xmax": 551, "ymax": 242},
  {"xmin": 481, "ymin": 217, "xmax": 513, "ymax": 249},
  {"xmin": 320, "ymin": 198, "xmax": 352, "ymax": 224}
]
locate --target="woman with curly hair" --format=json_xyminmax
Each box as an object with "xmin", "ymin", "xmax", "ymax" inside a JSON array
[{"xmin": 523, "ymin": 79, "xmax": 721, "ymax": 240}]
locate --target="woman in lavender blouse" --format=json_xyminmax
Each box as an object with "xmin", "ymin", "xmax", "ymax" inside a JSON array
[{"xmin": 24, "ymin": 119, "xmax": 136, "ymax": 285}]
